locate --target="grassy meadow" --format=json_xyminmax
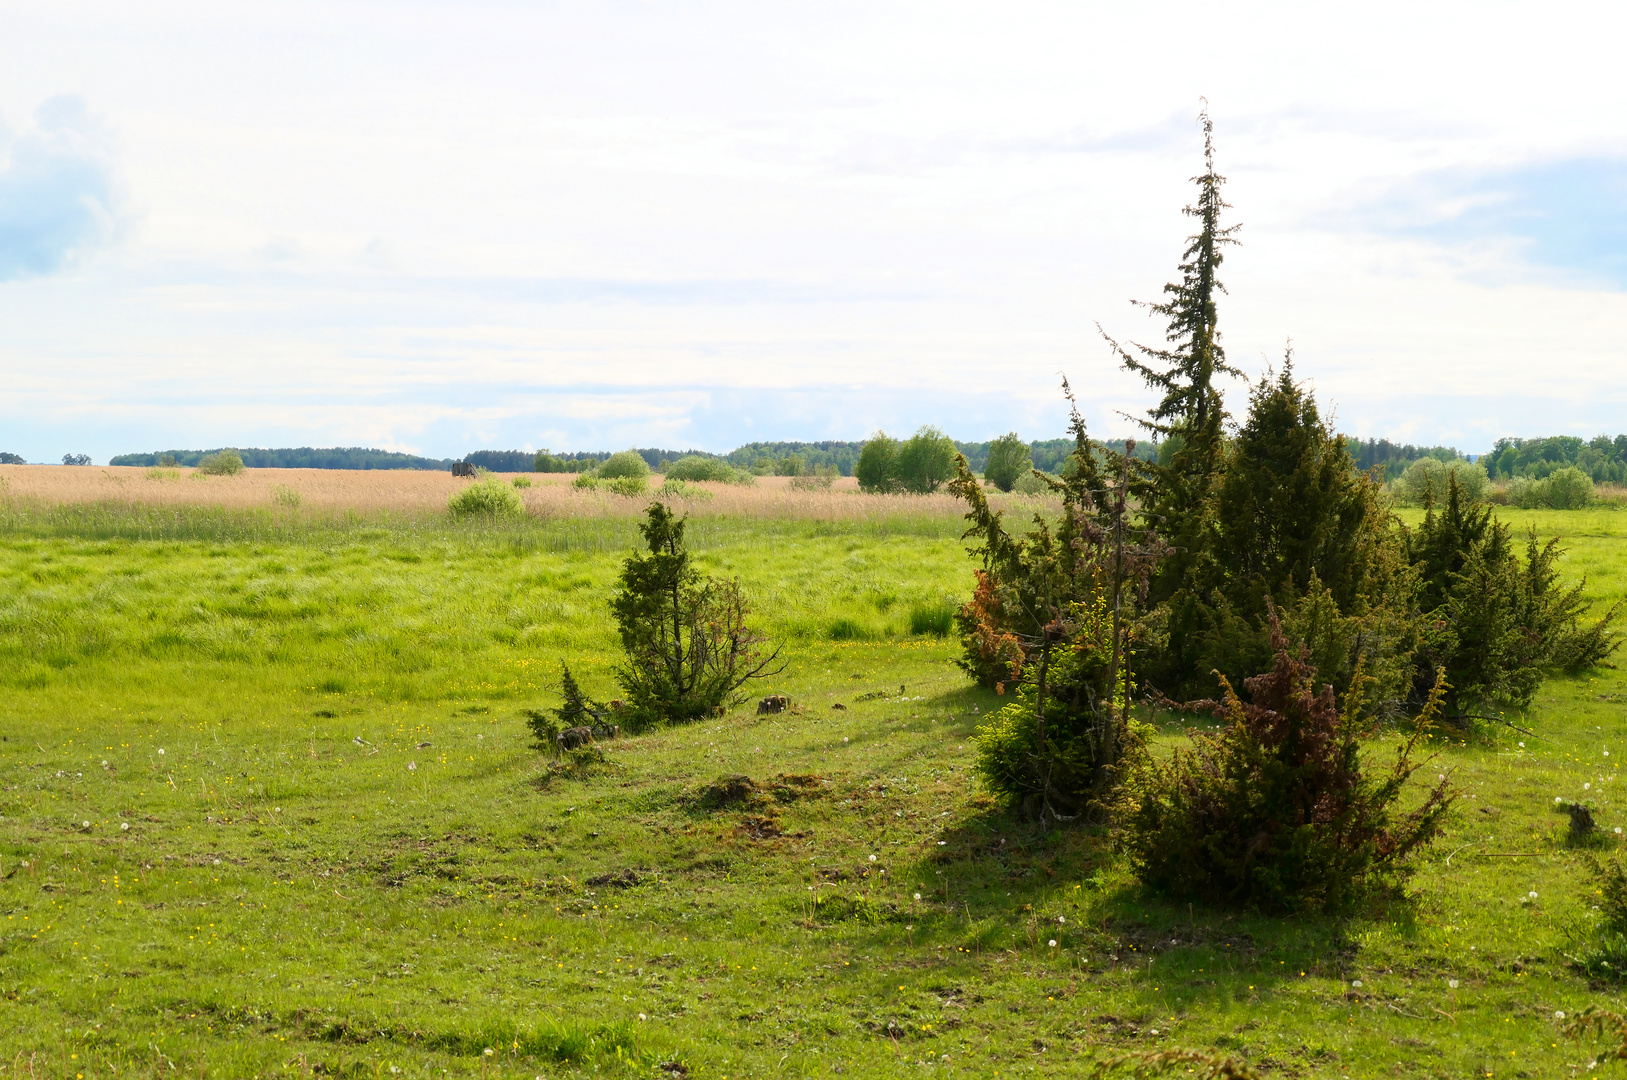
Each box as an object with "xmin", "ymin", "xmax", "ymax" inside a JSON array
[{"xmin": 4, "ymin": 472, "xmax": 1627, "ymax": 1077}]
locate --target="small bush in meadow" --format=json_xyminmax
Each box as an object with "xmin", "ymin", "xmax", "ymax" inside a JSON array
[
  {"xmin": 1395, "ymin": 456, "xmax": 1488, "ymax": 505},
  {"xmin": 1125, "ymin": 610, "xmax": 1456, "ymax": 912},
  {"xmin": 197, "ymin": 449, "xmax": 245, "ymax": 476},
  {"xmin": 612, "ymin": 501, "xmax": 783, "ymax": 727},
  {"xmin": 656, "ymin": 478, "xmax": 714, "ymax": 501},
  {"xmin": 448, "ymin": 476, "xmax": 523, "ymax": 517},
  {"xmin": 1507, "ymin": 472, "xmax": 1596, "ymax": 509},
  {"xmin": 597, "ymin": 450, "xmax": 651, "ymax": 480},
  {"xmin": 1010, "ymin": 469, "xmax": 1055, "ymax": 496},
  {"xmin": 512, "ymin": 475, "xmax": 533, "ymax": 489},
  {"xmin": 789, "ymin": 465, "xmax": 837, "ymax": 491},
  {"xmin": 665, "ymin": 455, "xmax": 752, "ymax": 484}
]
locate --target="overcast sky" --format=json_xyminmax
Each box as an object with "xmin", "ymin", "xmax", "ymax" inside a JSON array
[{"xmin": 2, "ymin": 1, "xmax": 1624, "ymax": 461}]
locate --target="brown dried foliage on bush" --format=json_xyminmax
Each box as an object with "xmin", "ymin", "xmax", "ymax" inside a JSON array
[{"xmin": 1127, "ymin": 604, "xmax": 1456, "ymax": 912}]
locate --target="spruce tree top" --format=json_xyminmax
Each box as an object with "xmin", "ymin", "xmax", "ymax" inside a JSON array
[{"xmin": 1110, "ymin": 107, "xmax": 1243, "ymax": 439}]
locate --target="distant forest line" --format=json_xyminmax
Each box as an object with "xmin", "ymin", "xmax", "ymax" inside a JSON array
[{"xmin": 14, "ymin": 432, "xmax": 1614, "ymax": 482}]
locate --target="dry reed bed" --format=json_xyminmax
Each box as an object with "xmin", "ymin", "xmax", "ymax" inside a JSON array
[{"xmin": 0, "ymin": 465, "xmax": 1055, "ymax": 522}]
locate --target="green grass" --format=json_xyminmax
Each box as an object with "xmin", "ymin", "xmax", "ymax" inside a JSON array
[{"xmin": 4, "ymin": 503, "xmax": 1627, "ymax": 1076}]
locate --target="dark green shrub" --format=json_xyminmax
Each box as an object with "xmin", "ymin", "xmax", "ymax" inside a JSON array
[
  {"xmin": 1407, "ymin": 474, "xmax": 1621, "ymax": 714},
  {"xmin": 611, "ymin": 502, "xmax": 784, "ymax": 727},
  {"xmin": 1125, "ymin": 611, "xmax": 1456, "ymax": 912},
  {"xmin": 983, "ymin": 432, "xmax": 1032, "ymax": 492},
  {"xmin": 448, "ymin": 476, "xmax": 522, "ymax": 517},
  {"xmin": 956, "ymin": 397, "xmax": 1159, "ymax": 819}
]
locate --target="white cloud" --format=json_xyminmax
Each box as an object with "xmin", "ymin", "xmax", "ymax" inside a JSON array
[{"xmin": 0, "ymin": 96, "xmax": 123, "ymax": 280}]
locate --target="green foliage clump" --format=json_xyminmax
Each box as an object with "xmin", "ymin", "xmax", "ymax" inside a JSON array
[
  {"xmin": 1508, "ymin": 466, "xmax": 1596, "ymax": 509},
  {"xmin": 856, "ymin": 427, "xmax": 958, "ymax": 494},
  {"xmin": 597, "ymin": 450, "xmax": 651, "ymax": 480},
  {"xmin": 664, "ymin": 455, "xmax": 753, "ymax": 484},
  {"xmin": 611, "ymin": 502, "xmax": 784, "ymax": 728},
  {"xmin": 511, "ymin": 475, "xmax": 532, "ymax": 488},
  {"xmin": 1395, "ymin": 456, "xmax": 1489, "ymax": 506},
  {"xmin": 196, "ymin": 449, "xmax": 245, "ymax": 476},
  {"xmin": 907, "ymin": 598, "xmax": 956, "ymax": 637},
  {"xmin": 1199, "ymin": 362, "xmax": 1418, "ymax": 708},
  {"xmin": 655, "ymin": 478, "xmax": 714, "ymax": 501},
  {"xmin": 1573, "ymin": 857, "xmax": 1627, "ymax": 980},
  {"xmin": 954, "ymin": 390, "xmax": 1159, "ymax": 818},
  {"xmin": 448, "ymin": 476, "xmax": 523, "ymax": 517},
  {"xmin": 788, "ymin": 465, "xmax": 837, "ymax": 491},
  {"xmin": 1407, "ymin": 474, "xmax": 1620, "ymax": 713},
  {"xmin": 1126, "ymin": 612, "xmax": 1456, "ymax": 912},
  {"xmin": 524, "ymin": 663, "xmax": 608, "ymax": 752},
  {"xmin": 573, "ymin": 473, "xmax": 648, "ymax": 496},
  {"xmin": 983, "ymin": 432, "xmax": 1033, "ymax": 492},
  {"xmin": 896, "ymin": 427, "xmax": 957, "ymax": 493},
  {"xmin": 855, "ymin": 432, "xmax": 900, "ymax": 492}
]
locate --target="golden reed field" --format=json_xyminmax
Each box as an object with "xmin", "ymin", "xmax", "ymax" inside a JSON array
[{"xmin": 0, "ymin": 463, "xmax": 1042, "ymax": 520}]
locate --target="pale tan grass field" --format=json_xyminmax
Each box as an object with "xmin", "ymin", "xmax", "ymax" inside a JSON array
[{"xmin": 0, "ymin": 464, "xmax": 1054, "ymax": 521}]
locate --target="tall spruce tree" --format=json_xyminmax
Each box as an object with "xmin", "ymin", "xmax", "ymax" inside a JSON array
[{"xmin": 1102, "ymin": 106, "xmax": 1242, "ymax": 695}]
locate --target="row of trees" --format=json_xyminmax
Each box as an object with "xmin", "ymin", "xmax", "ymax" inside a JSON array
[
  {"xmin": 1487, "ymin": 434, "xmax": 1627, "ymax": 484},
  {"xmin": 952, "ymin": 112, "xmax": 1618, "ymax": 911}
]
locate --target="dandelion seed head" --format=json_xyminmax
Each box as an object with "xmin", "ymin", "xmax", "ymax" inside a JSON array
[
  {"xmin": 1556, "ymin": 1010, "xmax": 1567, "ymax": 1020},
  {"xmin": 1530, "ymin": 891, "xmax": 1539, "ymax": 899},
  {"xmin": 1048, "ymin": 939, "xmax": 1057, "ymax": 947},
  {"xmin": 1448, "ymin": 979, "xmax": 1459, "ymax": 989},
  {"xmin": 120, "ymin": 822, "xmax": 129, "ymax": 831},
  {"xmin": 1351, "ymin": 980, "xmax": 1363, "ymax": 988},
  {"xmin": 157, "ymin": 748, "xmax": 165, "ymax": 755},
  {"xmin": 913, "ymin": 893, "xmax": 921, "ymax": 900}
]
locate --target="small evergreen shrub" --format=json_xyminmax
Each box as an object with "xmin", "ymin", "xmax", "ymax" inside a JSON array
[
  {"xmin": 197, "ymin": 449, "xmax": 245, "ymax": 476},
  {"xmin": 448, "ymin": 476, "xmax": 523, "ymax": 517},
  {"xmin": 1124, "ymin": 610, "xmax": 1456, "ymax": 912},
  {"xmin": 612, "ymin": 502, "xmax": 784, "ymax": 727}
]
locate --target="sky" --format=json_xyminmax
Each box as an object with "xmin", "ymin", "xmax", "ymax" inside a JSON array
[{"xmin": 2, "ymin": 1, "xmax": 1625, "ymax": 462}]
